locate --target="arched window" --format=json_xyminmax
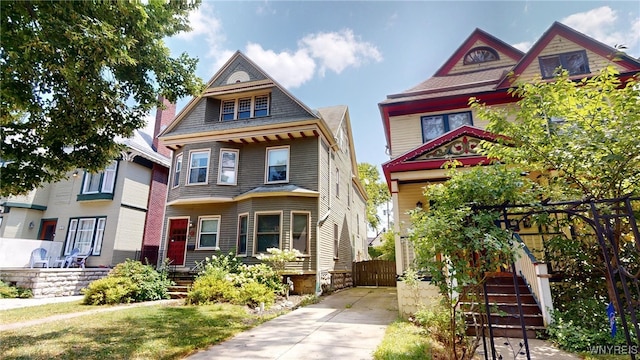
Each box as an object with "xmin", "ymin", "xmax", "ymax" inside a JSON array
[{"xmin": 463, "ymin": 47, "xmax": 499, "ymax": 65}]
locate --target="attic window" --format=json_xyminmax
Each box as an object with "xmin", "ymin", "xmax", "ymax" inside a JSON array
[
  {"xmin": 539, "ymin": 50, "xmax": 589, "ymax": 79},
  {"xmin": 463, "ymin": 47, "xmax": 499, "ymax": 65},
  {"xmin": 226, "ymin": 71, "xmax": 250, "ymax": 84}
]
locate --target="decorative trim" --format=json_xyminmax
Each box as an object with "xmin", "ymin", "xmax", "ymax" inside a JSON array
[
  {"xmin": 1, "ymin": 202, "xmax": 47, "ymax": 211},
  {"xmin": 120, "ymin": 203, "xmax": 148, "ymax": 213}
]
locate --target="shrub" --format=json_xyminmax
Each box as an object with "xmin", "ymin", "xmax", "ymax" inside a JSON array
[
  {"xmin": 186, "ymin": 275, "xmax": 239, "ymax": 305},
  {"xmin": 0, "ymin": 280, "xmax": 32, "ymax": 298},
  {"xmin": 83, "ymin": 277, "xmax": 137, "ymax": 305},
  {"xmin": 547, "ymin": 298, "xmax": 630, "ymax": 352},
  {"xmin": 82, "ymin": 259, "xmax": 172, "ymax": 305},
  {"xmin": 234, "ymin": 281, "xmax": 275, "ymax": 308},
  {"xmin": 412, "ymin": 303, "xmax": 452, "ymax": 345},
  {"xmin": 196, "ymin": 251, "xmax": 243, "ymax": 277},
  {"xmin": 238, "ymin": 263, "xmax": 284, "ymax": 293}
]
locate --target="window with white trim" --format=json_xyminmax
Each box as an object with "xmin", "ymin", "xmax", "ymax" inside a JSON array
[
  {"xmin": 421, "ymin": 112, "xmax": 472, "ymax": 142},
  {"xmin": 81, "ymin": 161, "xmax": 118, "ymax": 195},
  {"xmin": 197, "ymin": 216, "xmax": 220, "ymax": 249},
  {"xmin": 237, "ymin": 214, "xmax": 248, "ymax": 256},
  {"xmin": 218, "ymin": 149, "xmax": 239, "ymax": 185},
  {"xmin": 64, "ymin": 217, "xmax": 106, "ymax": 256},
  {"xmin": 173, "ymin": 154, "xmax": 182, "ymax": 188},
  {"xmin": 188, "ymin": 150, "xmax": 210, "ymax": 185},
  {"xmin": 291, "ymin": 212, "xmax": 309, "ymax": 254},
  {"xmin": 266, "ymin": 146, "xmax": 289, "ymax": 183},
  {"xmin": 255, "ymin": 213, "xmax": 281, "ymax": 253},
  {"xmin": 220, "ymin": 94, "xmax": 270, "ymax": 121},
  {"xmin": 335, "ymin": 167, "xmax": 340, "ymax": 198}
]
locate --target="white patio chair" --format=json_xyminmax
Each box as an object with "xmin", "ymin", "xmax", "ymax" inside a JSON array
[
  {"xmin": 69, "ymin": 247, "xmax": 92, "ymax": 268},
  {"xmin": 29, "ymin": 248, "xmax": 50, "ymax": 268}
]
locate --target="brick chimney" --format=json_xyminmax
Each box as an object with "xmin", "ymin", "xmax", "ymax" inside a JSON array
[{"xmin": 153, "ymin": 95, "xmax": 176, "ymax": 158}]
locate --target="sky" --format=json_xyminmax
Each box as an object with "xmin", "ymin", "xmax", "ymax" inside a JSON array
[{"xmin": 164, "ymin": 1, "xmax": 640, "ymax": 172}]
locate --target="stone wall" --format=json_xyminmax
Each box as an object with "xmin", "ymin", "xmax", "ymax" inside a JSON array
[
  {"xmin": 397, "ymin": 280, "xmax": 441, "ymax": 318},
  {"xmin": 329, "ymin": 270, "xmax": 353, "ymax": 291},
  {"xmin": 289, "ymin": 274, "xmax": 316, "ymax": 295},
  {"xmin": 0, "ymin": 268, "xmax": 110, "ymax": 298}
]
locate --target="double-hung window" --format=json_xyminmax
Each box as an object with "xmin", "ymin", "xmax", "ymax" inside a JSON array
[
  {"xmin": 255, "ymin": 212, "xmax": 281, "ymax": 253},
  {"xmin": 237, "ymin": 214, "xmax": 248, "ymax": 256},
  {"xmin": 220, "ymin": 94, "xmax": 270, "ymax": 121},
  {"xmin": 333, "ymin": 223, "xmax": 339, "ymax": 259},
  {"xmin": 79, "ymin": 160, "xmax": 118, "ymax": 200},
  {"xmin": 64, "ymin": 217, "xmax": 106, "ymax": 256},
  {"xmin": 291, "ymin": 212, "xmax": 310, "ymax": 255},
  {"xmin": 173, "ymin": 154, "xmax": 182, "ymax": 188},
  {"xmin": 218, "ymin": 149, "xmax": 239, "ymax": 185},
  {"xmin": 188, "ymin": 150, "xmax": 210, "ymax": 185},
  {"xmin": 539, "ymin": 50, "xmax": 589, "ymax": 79},
  {"xmin": 266, "ymin": 146, "xmax": 289, "ymax": 183},
  {"xmin": 421, "ymin": 111, "xmax": 472, "ymax": 142},
  {"xmin": 197, "ymin": 216, "xmax": 220, "ymax": 250}
]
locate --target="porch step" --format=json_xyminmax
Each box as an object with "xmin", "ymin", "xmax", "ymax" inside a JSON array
[
  {"xmin": 168, "ymin": 285, "xmax": 190, "ymax": 299},
  {"xmin": 464, "ymin": 274, "xmax": 545, "ymax": 339}
]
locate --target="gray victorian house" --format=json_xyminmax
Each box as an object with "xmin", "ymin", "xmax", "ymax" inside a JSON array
[{"xmin": 158, "ymin": 51, "xmax": 368, "ymax": 294}]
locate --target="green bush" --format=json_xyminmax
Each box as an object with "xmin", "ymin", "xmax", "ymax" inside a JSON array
[
  {"xmin": 0, "ymin": 280, "xmax": 32, "ymax": 298},
  {"xmin": 547, "ymin": 298, "xmax": 630, "ymax": 352},
  {"xmin": 412, "ymin": 304, "xmax": 451, "ymax": 345},
  {"xmin": 186, "ymin": 275, "xmax": 239, "ymax": 305},
  {"xmin": 83, "ymin": 277, "xmax": 137, "ymax": 305},
  {"xmin": 234, "ymin": 281, "xmax": 275, "ymax": 308},
  {"xmin": 196, "ymin": 251, "xmax": 243, "ymax": 277},
  {"xmin": 82, "ymin": 259, "xmax": 172, "ymax": 305},
  {"xmin": 236, "ymin": 263, "xmax": 284, "ymax": 293}
]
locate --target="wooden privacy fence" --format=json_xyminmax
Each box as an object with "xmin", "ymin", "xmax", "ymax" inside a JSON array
[{"xmin": 352, "ymin": 260, "xmax": 397, "ymax": 287}]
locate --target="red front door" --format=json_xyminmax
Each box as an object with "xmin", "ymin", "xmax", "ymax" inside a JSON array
[
  {"xmin": 39, "ymin": 220, "xmax": 57, "ymax": 241},
  {"xmin": 166, "ymin": 219, "xmax": 188, "ymax": 266}
]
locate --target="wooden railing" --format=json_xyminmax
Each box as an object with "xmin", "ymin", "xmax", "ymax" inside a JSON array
[{"xmin": 512, "ymin": 233, "xmax": 554, "ymax": 326}]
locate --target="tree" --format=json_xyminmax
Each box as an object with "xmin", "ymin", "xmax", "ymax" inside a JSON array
[
  {"xmin": 409, "ymin": 164, "xmax": 541, "ymax": 359},
  {"xmin": 1, "ymin": 0, "xmax": 205, "ymax": 196},
  {"xmin": 358, "ymin": 163, "xmax": 391, "ymax": 232},
  {"xmin": 470, "ymin": 66, "xmax": 640, "ymax": 310},
  {"xmin": 471, "ymin": 66, "xmax": 640, "ymax": 201},
  {"xmin": 368, "ymin": 230, "xmax": 395, "ymax": 261}
]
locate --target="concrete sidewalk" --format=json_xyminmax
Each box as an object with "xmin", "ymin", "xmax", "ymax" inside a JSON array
[
  {"xmin": 186, "ymin": 287, "xmax": 398, "ymax": 360},
  {"xmin": 0, "ymin": 295, "xmax": 84, "ymax": 311}
]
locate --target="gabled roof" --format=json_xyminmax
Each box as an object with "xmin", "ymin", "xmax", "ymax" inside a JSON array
[
  {"xmin": 434, "ymin": 28, "xmax": 524, "ymax": 76},
  {"xmin": 160, "ymin": 51, "xmax": 320, "ymax": 137},
  {"xmin": 119, "ymin": 126, "xmax": 170, "ymax": 167},
  {"xmin": 382, "ymin": 125, "xmax": 500, "ymax": 185},
  {"xmin": 497, "ymin": 21, "xmax": 640, "ymax": 88},
  {"xmin": 316, "ymin": 105, "xmax": 368, "ymax": 200}
]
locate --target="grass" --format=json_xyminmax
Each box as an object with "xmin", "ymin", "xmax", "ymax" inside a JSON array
[
  {"xmin": 0, "ymin": 301, "xmax": 88, "ymax": 325},
  {"xmin": 373, "ymin": 319, "xmax": 444, "ymax": 360},
  {"xmin": 0, "ymin": 302, "xmax": 277, "ymax": 360}
]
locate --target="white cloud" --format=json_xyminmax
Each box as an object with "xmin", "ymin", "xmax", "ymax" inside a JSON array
[
  {"xmin": 512, "ymin": 41, "xmax": 533, "ymax": 52},
  {"xmin": 245, "ymin": 43, "xmax": 316, "ymax": 88},
  {"xmin": 174, "ymin": 3, "xmax": 225, "ymax": 57},
  {"xmin": 299, "ymin": 29, "xmax": 383, "ymax": 76},
  {"xmin": 561, "ymin": 6, "xmax": 639, "ymax": 52}
]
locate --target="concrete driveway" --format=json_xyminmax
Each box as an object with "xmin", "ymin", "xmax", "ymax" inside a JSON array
[{"xmin": 186, "ymin": 287, "xmax": 398, "ymax": 360}]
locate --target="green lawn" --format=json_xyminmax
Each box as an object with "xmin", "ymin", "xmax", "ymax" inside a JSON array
[
  {"xmin": 1, "ymin": 302, "xmax": 277, "ymax": 360},
  {"xmin": 373, "ymin": 320, "xmax": 443, "ymax": 360}
]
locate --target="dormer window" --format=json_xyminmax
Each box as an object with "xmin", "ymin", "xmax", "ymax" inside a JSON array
[
  {"xmin": 464, "ymin": 47, "xmax": 499, "ymax": 65},
  {"xmin": 221, "ymin": 94, "xmax": 270, "ymax": 121},
  {"xmin": 539, "ymin": 50, "xmax": 589, "ymax": 79}
]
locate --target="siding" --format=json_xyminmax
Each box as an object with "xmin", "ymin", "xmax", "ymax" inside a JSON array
[
  {"xmin": 167, "ymin": 137, "xmax": 319, "ymax": 203},
  {"xmin": 518, "ymin": 35, "xmax": 626, "ymax": 82},
  {"xmin": 389, "ymin": 108, "xmax": 483, "ymax": 158},
  {"xmin": 396, "ymin": 182, "xmax": 430, "ymax": 237},
  {"xmin": 161, "ymin": 197, "xmax": 317, "ymax": 271},
  {"xmin": 209, "ymin": 56, "xmax": 269, "ymax": 88}
]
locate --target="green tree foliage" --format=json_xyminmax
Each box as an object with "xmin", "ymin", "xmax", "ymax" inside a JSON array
[
  {"xmin": 409, "ymin": 164, "xmax": 541, "ymax": 359},
  {"xmin": 358, "ymin": 163, "xmax": 391, "ymax": 232},
  {"xmin": 471, "ymin": 66, "xmax": 640, "ymax": 200},
  {"xmin": 369, "ymin": 230, "xmax": 395, "ymax": 261},
  {"xmin": 1, "ymin": 0, "xmax": 205, "ymax": 196}
]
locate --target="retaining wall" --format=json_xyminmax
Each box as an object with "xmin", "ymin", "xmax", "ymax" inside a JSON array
[{"xmin": 0, "ymin": 268, "xmax": 110, "ymax": 298}]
